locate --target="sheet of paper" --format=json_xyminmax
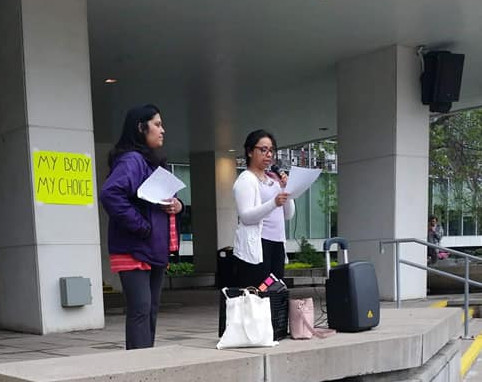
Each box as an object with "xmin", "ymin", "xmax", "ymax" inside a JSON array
[
  {"xmin": 137, "ymin": 166, "xmax": 186, "ymax": 204},
  {"xmin": 284, "ymin": 166, "xmax": 322, "ymax": 199}
]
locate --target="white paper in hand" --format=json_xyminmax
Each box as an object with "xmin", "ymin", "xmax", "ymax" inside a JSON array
[
  {"xmin": 137, "ymin": 166, "xmax": 186, "ymax": 204},
  {"xmin": 285, "ymin": 166, "xmax": 322, "ymax": 199}
]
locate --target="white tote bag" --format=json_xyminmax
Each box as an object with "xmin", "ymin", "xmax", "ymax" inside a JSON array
[{"xmin": 216, "ymin": 288, "xmax": 278, "ymax": 349}]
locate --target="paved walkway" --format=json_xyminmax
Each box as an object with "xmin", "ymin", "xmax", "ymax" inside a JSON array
[
  {"xmin": 0, "ymin": 287, "xmax": 481, "ymax": 380},
  {"xmin": 0, "ymin": 288, "xmax": 220, "ymax": 363}
]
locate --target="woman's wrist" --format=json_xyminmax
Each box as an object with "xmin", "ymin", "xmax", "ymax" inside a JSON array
[{"xmin": 173, "ymin": 198, "xmax": 182, "ymax": 214}]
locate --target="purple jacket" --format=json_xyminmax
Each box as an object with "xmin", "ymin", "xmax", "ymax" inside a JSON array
[{"xmin": 100, "ymin": 151, "xmax": 170, "ymax": 267}]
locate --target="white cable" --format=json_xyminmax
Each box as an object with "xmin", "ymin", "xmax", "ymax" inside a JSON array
[{"xmin": 417, "ymin": 45, "xmax": 426, "ymax": 73}]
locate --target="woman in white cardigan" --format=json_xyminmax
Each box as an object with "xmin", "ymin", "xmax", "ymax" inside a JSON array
[{"xmin": 232, "ymin": 129, "xmax": 295, "ymax": 287}]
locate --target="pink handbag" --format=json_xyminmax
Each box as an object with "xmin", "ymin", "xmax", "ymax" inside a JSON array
[{"xmin": 289, "ymin": 298, "xmax": 336, "ymax": 340}]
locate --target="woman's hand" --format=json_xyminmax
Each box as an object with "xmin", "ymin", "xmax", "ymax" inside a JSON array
[
  {"xmin": 160, "ymin": 198, "xmax": 182, "ymax": 215},
  {"xmin": 278, "ymin": 172, "xmax": 288, "ymax": 188},
  {"xmin": 274, "ymin": 192, "xmax": 290, "ymax": 207}
]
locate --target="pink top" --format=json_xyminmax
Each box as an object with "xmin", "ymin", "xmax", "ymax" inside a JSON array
[
  {"xmin": 110, "ymin": 214, "xmax": 178, "ymax": 273},
  {"xmin": 258, "ymin": 175, "xmax": 286, "ymax": 242},
  {"xmin": 110, "ymin": 254, "xmax": 151, "ymax": 273}
]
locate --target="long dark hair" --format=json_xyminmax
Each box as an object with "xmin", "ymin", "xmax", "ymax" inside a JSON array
[
  {"xmin": 108, "ymin": 104, "xmax": 164, "ymax": 168},
  {"xmin": 244, "ymin": 129, "xmax": 277, "ymax": 167}
]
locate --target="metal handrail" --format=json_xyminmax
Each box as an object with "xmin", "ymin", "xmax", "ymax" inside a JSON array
[{"xmin": 379, "ymin": 238, "xmax": 482, "ymax": 338}]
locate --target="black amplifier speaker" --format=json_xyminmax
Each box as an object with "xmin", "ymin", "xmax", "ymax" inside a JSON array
[
  {"xmin": 323, "ymin": 237, "xmax": 380, "ymax": 333},
  {"xmin": 326, "ymin": 261, "xmax": 380, "ymax": 332},
  {"xmin": 421, "ymin": 50, "xmax": 465, "ymax": 113}
]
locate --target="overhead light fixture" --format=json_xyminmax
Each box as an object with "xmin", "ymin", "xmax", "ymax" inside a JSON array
[
  {"xmin": 228, "ymin": 149, "xmax": 236, "ymax": 153},
  {"xmin": 104, "ymin": 78, "xmax": 118, "ymax": 84}
]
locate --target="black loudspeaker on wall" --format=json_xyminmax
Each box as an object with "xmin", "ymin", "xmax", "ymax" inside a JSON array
[{"xmin": 421, "ymin": 50, "xmax": 465, "ymax": 113}]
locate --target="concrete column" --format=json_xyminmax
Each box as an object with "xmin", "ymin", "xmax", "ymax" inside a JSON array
[
  {"xmin": 190, "ymin": 152, "xmax": 237, "ymax": 273},
  {"xmin": 337, "ymin": 45, "xmax": 429, "ymax": 300},
  {"xmin": 187, "ymin": 50, "xmax": 237, "ymax": 273},
  {"xmin": 0, "ymin": 0, "xmax": 104, "ymax": 333}
]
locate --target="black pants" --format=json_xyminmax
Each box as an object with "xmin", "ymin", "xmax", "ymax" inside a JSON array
[
  {"xmin": 119, "ymin": 266, "xmax": 165, "ymax": 350},
  {"xmin": 428, "ymin": 247, "xmax": 439, "ymax": 264},
  {"xmin": 234, "ymin": 239, "xmax": 285, "ymax": 288}
]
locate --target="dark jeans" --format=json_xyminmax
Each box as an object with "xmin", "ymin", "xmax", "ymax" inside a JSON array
[
  {"xmin": 234, "ymin": 238, "xmax": 285, "ymax": 287},
  {"xmin": 428, "ymin": 247, "xmax": 439, "ymax": 264},
  {"xmin": 119, "ymin": 266, "xmax": 165, "ymax": 350}
]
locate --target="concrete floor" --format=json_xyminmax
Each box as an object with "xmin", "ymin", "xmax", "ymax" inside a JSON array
[{"xmin": 0, "ymin": 287, "xmax": 480, "ymax": 380}]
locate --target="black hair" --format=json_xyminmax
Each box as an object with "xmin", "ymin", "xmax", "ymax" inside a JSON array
[
  {"xmin": 428, "ymin": 215, "xmax": 438, "ymax": 222},
  {"xmin": 244, "ymin": 129, "xmax": 277, "ymax": 167},
  {"xmin": 108, "ymin": 104, "xmax": 164, "ymax": 168}
]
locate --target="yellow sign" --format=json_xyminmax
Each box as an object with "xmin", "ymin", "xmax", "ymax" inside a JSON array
[
  {"xmin": 33, "ymin": 151, "xmax": 94, "ymax": 205},
  {"xmin": 367, "ymin": 310, "xmax": 374, "ymax": 318}
]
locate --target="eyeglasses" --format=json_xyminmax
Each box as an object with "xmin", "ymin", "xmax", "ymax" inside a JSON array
[{"xmin": 254, "ymin": 146, "xmax": 275, "ymax": 155}]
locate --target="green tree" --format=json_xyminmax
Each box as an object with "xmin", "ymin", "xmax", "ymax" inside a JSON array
[
  {"xmin": 318, "ymin": 173, "xmax": 337, "ymax": 215},
  {"xmin": 430, "ymin": 109, "xmax": 482, "ymax": 224},
  {"xmin": 296, "ymin": 237, "xmax": 324, "ymax": 267},
  {"xmin": 314, "ymin": 139, "xmax": 338, "ymax": 236}
]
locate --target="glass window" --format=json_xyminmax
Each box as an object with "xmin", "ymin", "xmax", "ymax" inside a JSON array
[
  {"xmin": 448, "ymin": 210, "xmax": 462, "ymax": 236},
  {"xmin": 281, "ymin": 140, "xmax": 338, "ymax": 240},
  {"xmin": 172, "ymin": 165, "xmax": 191, "ymax": 205},
  {"xmin": 286, "ymin": 191, "xmax": 310, "ymax": 239},
  {"xmin": 463, "ymin": 215, "xmax": 476, "ymax": 235},
  {"xmin": 171, "ymin": 164, "xmax": 192, "ymax": 238},
  {"xmin": 310, "ymin": 177, "xmax": 326, "ymax": 239}
]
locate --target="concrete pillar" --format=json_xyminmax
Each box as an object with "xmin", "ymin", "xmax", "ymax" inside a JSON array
[
  {"xmin": 337, "ymin": 45, "xmax": 430, "ymax": 300},
  {"xmin": 0, "ymin": 0, "xmax": 104, "ymax": 333},
  {"xmin": 190, "ymin": 152, "xmax": 237, "ymax": 273},
  {"xmin": 187, "ymin": 50, "xmax": 238, "ymax": 273}
]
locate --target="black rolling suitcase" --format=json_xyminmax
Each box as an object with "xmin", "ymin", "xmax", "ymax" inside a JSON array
[{"xmin": 324, "ymin": 237, "xmax": 380, "ymax": 332}]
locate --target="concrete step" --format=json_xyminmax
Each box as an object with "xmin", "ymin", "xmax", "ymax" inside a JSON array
[
  {"xmin": 283, "ymin": 276, "xmax": 326, "ymax": 288},
  {"xmin": 0, "ymin": 308, "xmax": 462, "ymax": 382},
  {"xmin": 461, "ymin": 318, "xmax": 482, "ymax": 381}
]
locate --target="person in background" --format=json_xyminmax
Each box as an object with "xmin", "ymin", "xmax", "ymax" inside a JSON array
[
  {"xmin": 427, "ymin": 214, "xmax": 444, "ymax": 264},
  {"xmin": 100, "ymin": 104, "xmax": 183, "ymax": 350},
  {"xmin": 232, "ymin": 129, "xmax": 295, "ymax": 287}
]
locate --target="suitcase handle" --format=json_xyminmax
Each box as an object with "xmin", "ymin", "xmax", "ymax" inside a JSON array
[
  {"xmin": 323, "ymin": 237, "xmax": 349, "ymax": 251},
  {"xmin": 323, "ymin": 237, "xmax": 349, "ymax": 276}
]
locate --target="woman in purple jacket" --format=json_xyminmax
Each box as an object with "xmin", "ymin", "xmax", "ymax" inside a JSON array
[{"xmin": 100, "ymin": 104, "xmax": 183, "ymax": 349}]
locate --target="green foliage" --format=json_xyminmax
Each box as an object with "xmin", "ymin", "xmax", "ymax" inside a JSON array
[
  {"xmin": 311, "ymin": 139, "xmax": 338, "ymax": 237},
  {"xmin": 429, "ymin": 110, "xmax": 482, "ymax": 221},
  {"xmin": 313, "ymin": 139, "xmax": 338, "ymax": 216},
  {"xmin": 166, "ymin": 262, "xmax": 195, "ymax": 276},
  {"xmin": 285, "ymin": 262, "xmax": 313, "ymax": 270},
  {"xmin": 473, "ymin": 248, "xmax": 482, "ymax": 257},
  {"xmin": 295, "ymin": 237, "xmax": 325, "ymax": 268},
  {"xmin": 318, "ymin": 173, "xmax": 338, "ymax": 215}
]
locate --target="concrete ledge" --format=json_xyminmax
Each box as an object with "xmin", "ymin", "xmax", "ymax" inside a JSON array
[
  {"xmin": 284, "ymin": 276, "xmax": 326, "ymax": 288},
  {"xmin": 0, "ymin": 308, "xmax": 462, "ymax": 382},
  {"xmin": 285, "ymin": 268, "xmax": 325, "ymax": 277},
  {"xmin": 167, "ymin": 273, "xmax": 215, "ymax": 289},
  {"xmin": 0, "ymin": 345, "xmax": 264, "ymax": 382},
  {"xmin": 230, "ymin": 308, "xmax": 462, "ymax": 381},
  {"xmin": 429, "ymin": 262, "xmax": 482, "ymax": 293},
  {"xmin": 355, "ymin": 339, "xmax": 460, "ymax": 381}
]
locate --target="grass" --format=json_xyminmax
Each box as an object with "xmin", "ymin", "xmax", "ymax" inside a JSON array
[{"xmin": 167, "ymin": 262, "xmax": 195, "ymax": 276}]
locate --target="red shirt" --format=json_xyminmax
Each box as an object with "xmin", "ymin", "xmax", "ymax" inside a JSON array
[{"xmin": 110, "ymin": 214, "xmax": 178, "ymax": 273}]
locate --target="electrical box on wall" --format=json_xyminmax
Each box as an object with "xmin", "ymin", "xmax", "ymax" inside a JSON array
[{"xmin": 59, "ymin": 277, "xmax": 92, "ymax": 307}]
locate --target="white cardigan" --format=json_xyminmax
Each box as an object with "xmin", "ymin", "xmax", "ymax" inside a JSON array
[{"xmin": 233, "ymin": 170, "xmax": 295, "ymax": 264}]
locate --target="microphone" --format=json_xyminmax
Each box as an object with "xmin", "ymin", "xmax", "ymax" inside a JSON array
[{"xmin": 271, "ymin": 164, "xmax": 283, "ymax": 178}]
